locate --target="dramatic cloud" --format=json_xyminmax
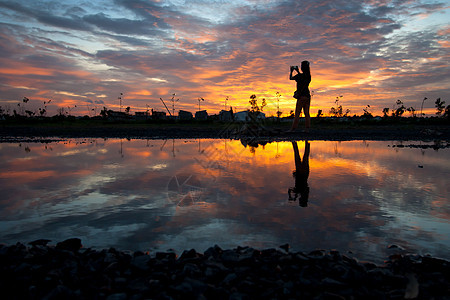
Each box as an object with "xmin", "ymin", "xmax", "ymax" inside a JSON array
[{"xmin": 0, "ymin": 0, "xmax": 448, "ymax": 116}]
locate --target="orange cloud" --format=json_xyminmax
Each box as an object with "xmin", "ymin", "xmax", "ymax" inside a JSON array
[{"xmin": 0, "ymin": 67, "xmax": 53, "ymax": 76}]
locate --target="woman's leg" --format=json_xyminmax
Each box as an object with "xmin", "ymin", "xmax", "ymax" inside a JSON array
[
  {"xmin": 290, "ymin": 100, "xmax": 303, "ymax": 130},
  {"xmin": 304, "ymin": 100, "xmax": 310, "ymax": 129},
  {"xmin": 296, "ymin": 97, "xmax": 311, "ymax": 131}
]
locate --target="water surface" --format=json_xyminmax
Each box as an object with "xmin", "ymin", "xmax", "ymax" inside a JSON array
[{"xmin": 0, "ymin": 138, "xmax": 448, "ymax": 263}]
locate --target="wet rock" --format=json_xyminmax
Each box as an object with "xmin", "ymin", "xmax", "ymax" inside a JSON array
[
  {"xmin": 295, "ymin": 252, "xmax": 309, "ymax": 262},
  {"xmin": 156, "ymin": 251, "xmax": 177, "ymax": 260},
  {"xmin": 237, "ymin": 250, "xmax": 255, "ymax": 262},
  {"xmin": 204, "ymin": 260, "xmax": 228, "ymax": 272},
  {"xmin": 128, "ymin": 278, "xmax": 149, "ymax": 292},
  {"xmin": 106, "ymin": 292, "xmax": 127, "ymax": 300},
  {"xmin": 113, "ymin": 277, "xmax": 127, "ymax": 287},
  {"xmin": 182, "ymin": 263, "xmax": 201, "ymax": 276},
  {"xmin": 421, "ymin": 255, "xmax": 449, "ymax": 269},
  {"xmin": 320, "ymin": 291, "xmax": 346, "ymax": 299},
  {"xmin": 308, "ymin": 249, "xmax": 326, "ymax": 259},
  {"xmin": 204, "ymin": 245, "xmax": 222, "ymax": 259},
  {"xmin": 55, "ymin": 238, "xmax": 82, "ymax": 252},
  {"xmin": 179, "ymin": 249, "xmax": 202, "ymax": 261},
  {"xmin": 229, "ymin": 291, "xmax": 245, "ymax": 300},
  {"xmin": 221, "ymin": 250, "xmax": 240, "ymax": 263},
  {"xmin": 131, "ymin": 254, "xmax": 150, "ymax": 271},
  {"xmin": 0, "ymin": 239, "xmax": 449, "ymax": 299},
  {"xmin": 29, "ymin": 239, "xmax": 52, "ymax": 247},
  {"xmin": 183, "ymin": 277, "xmax": 208, "ymax": 292},
  {"xmin": 322, "ymin": 277, "xmax": 346, "ymax": 287},
  {"xmin": 279, "ymin": 243, "xmax": 290, "ymax": 253},
  {"xmin": 404, "ymin": 273, "xmax": 419, "ymax": 299},
  {"xmin": 204, "ymin": 266, "xmax": 218, "ymax": 278},
  {"xmin": 222, "ymin": 273, "xmax": 237, "ymax": 285},
  {"xmin": 204, "ymin": 286, "xmax": 229, "ymax": 300}
]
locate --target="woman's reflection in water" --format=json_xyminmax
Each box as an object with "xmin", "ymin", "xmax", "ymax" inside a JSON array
[{"xmin": 288, "ymin": 141, "xmax": 310, "ymax": 207}]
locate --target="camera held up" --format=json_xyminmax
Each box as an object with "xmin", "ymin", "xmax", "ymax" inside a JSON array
[{"xmin": 290, "ymin": 65, "xmax": 299, "ymax": 71}]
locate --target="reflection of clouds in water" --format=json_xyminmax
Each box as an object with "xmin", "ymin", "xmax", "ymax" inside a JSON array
[
  {"xmin": 195, "ymin": 140, "xmax": 450, "ymax": 261},
  {"xmin": 0, "ymin": 139, "xmax": 449, "ymax": 262},
  {"xmin": 154, "ymin": 219, "xmax": 280, "ymax": 253},
  {"xmin": 148, "ymin": 164, "xmax": 167, "ymax": 170},
  {"xmin": 2, "ymin": 194, "xmax": 174, "ymax": 251}
]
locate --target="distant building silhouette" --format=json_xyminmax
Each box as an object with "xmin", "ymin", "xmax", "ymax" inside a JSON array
[
  {"xmin": 135, "ymin": 111, "xmax": 150, "ymax": 120},
  {"xmin": 178, "ymin": 110, "xmax": 193, "ymax": 120},
  {"xmin": 219, "ymin": 109, "xmax": 233, "ymax": 121},
  {"xmin": 151, "ymin": 109, "xmax": 167, "ymax": 120},
  {"xmin": 234, "ymin": 110, "xmax": 265, "ymax": 122},
  {"xmin": 106, "ymin": 110, "xmax": 130, "ymax": 120},
  {"xmin": 195, "ymin": 110, "xmax": 208, "ymax": 120}
]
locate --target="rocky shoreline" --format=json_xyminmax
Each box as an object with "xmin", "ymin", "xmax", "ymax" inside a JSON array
[{"xmin": 1, "ymin": 239, "xmax": 449, "ymax": 299}]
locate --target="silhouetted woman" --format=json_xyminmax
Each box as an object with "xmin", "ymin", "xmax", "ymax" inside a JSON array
[
  {"xmin": 288, "ymin": 61, "xmax": 311, "ymax": 132},
  {"xmin": 288, "ymin": 141, "xmax": 310, "ymax": 207}
]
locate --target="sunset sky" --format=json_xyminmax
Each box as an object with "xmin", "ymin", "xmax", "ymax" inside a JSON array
[{"xmin": 0, "ymin": 0, "xmax": 449, "ymax": 117}]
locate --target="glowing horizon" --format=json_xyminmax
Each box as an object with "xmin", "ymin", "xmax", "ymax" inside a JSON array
[{"xmin": 0, "ymin": 0, "xmax": 448, "ymax": 117}]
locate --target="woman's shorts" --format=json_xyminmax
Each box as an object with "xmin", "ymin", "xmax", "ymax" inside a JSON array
[{"xmin": 298, "ymin": 96, "xmax": 311, "ymax": 105}]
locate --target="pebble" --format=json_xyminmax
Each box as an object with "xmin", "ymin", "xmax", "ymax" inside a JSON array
[{"xmin": 0, "ymin": 239, "xmax": 449, "ymax": 299}]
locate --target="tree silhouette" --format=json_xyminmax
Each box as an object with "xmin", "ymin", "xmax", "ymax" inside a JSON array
[
  {"xmin": 329, "ymin": 96, "xmax": 349, "ymax": 117},
  {"xmin": 275, "ymin": 92, "xmax": 282, "ymax": 119},
  {"xmin": 420, "ymin": 97, "xmax": 427, "ymax": 116},
  {"xmin": 392, "ymin": 100, "xmax": 406, "ymax": 117},
  {"xmin": 435, "ymin": 98, "xmax": 445, "ymax": 116},
  {"xmin": 406, "ymin": 106, "xmax": 416, "ymax": 117},
  {"xmin": 249, "ymin": 94, "xmax": 266, "ymax": 113},
  {"xmin": 363, "ymin": 105, "xmax": 372, "ymax": 117}
]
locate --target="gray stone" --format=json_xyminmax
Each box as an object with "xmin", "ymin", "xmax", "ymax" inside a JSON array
[
  {"xmin": 222, "ymin": 273, "xmax": 237, "ymax": 285},
  {"xmin": 106, "ymin": 293, "xmax": 128, "ymax": 300},
  {"xmin": 131, "ymin": 255, "xmax": 150, "ymax": 270},
  {"xmin": 221, "ymin": 250, "xmax": 240, "ymax": 262}
]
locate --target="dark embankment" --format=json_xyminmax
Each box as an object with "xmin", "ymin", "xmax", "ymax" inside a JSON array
[
  {"xmin": 1, "ymin": 118, "xmax": 450, "ymax": 142},
  {"xmin": 1, "ymin": 239, "xmax": 449, "ymax": 299}
]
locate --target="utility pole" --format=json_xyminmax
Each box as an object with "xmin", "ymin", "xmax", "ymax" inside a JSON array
[
  {"xmin": 198, "ymin": 97, "xmax": 204, "ymax": 112},
  {"xmin": 118, "ymin": 93, "xmax": 123, "ymax": 112},
  {"xmin": 171, "ymin": 93, "xmax": 178, "ymax": 116}
]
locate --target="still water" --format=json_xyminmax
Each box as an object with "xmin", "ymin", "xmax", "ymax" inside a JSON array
[{"xmin": 0, "ymin": 138, "xmax": 449, "ymax": 263}]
